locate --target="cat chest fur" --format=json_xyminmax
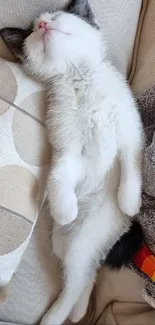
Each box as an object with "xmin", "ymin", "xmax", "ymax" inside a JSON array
[{"xmin": 75, "ymin": 80, "xmax": 118, "ymax": 173}]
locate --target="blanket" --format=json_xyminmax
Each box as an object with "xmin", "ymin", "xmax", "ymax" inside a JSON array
[{"xmin": 129, "ymin": 85, "xmax": 155, "ymax": 307}]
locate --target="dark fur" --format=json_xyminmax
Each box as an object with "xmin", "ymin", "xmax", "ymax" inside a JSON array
[
  {"xmin": 104, "ymin": 220, "xmax": 144, "ymax": 269},
  {"xmin": 66, "ymin": 0, "xmax": 99, "ymax": 28},
  {"xmin": 0, "ymin": 27, "xmax": 31, "ymax": 58}
]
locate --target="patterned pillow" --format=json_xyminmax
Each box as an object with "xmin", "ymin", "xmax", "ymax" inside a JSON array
[{"xmin": 0, "ymin": 58, "xmax": 51, "ymax": 287}]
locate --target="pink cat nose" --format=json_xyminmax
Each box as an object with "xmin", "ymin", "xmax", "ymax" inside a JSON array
[{"xmin": 38, "ymin": 21, "xmax": 47, "ymax": 29}]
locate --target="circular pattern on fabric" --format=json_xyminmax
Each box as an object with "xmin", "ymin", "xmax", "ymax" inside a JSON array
[
  {"xmin": 0, "ymin": 209, "xmax": 32, "ymax": 255},
  {"xmin": 0, "ymin": 60, "xmax": 17, "ymax": 114},
  {"xmin": 0, "ymin": 165, "xmax": 39, "ymax": 222},
  {"xmin": 19, "ymin": 91, "xmax": 46, "ymax": 122},
  {"xmin": 12, "ymin": 108, "xmax": 51, "ymax": 167},
  {"xmin": 0, "ymin": 99, "xmax": 10, "ymax": 116}
]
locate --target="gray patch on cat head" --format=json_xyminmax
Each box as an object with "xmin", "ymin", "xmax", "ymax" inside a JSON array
[
  {"xmin": 0, "ymin": 27, "xmax": 32, "ymax": 59},
  {"xmin": 66, "ymin": 0, "xmax": 99, "ymax": 29}
]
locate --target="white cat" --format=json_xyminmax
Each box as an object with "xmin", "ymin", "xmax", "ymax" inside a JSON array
[{"xmin": 1, "ymin": 0, "xmax": 143, "ymax": 324}]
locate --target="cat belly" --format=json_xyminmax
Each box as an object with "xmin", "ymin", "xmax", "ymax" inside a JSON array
[
  {"xmin": 79, "ymin": 137, "xmax": 117, "ymax": 197},
  {"xmin": 52, "ymin": 186, "xmax": 129, "ymax": 262}
]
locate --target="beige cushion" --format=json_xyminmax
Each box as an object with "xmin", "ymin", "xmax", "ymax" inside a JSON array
[
  {"xmin": 131, "ymin": 0, "xmax": 155, "ymax": 95},
  {"xmin": 0, "ymin": 0, "xmax": 142, "ymax": 75},
  {"xmin": 87, "ymin": 267, "xmax": 155, "ymax": 325}
]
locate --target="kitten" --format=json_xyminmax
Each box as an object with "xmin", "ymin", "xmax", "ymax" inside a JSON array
[{"xmin": 1, "ymin": 0, "xmax": 143, "ymax": 324}]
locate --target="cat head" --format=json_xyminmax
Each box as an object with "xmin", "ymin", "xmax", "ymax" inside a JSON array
[{"xmin": 0, "ymin": 0, "xmax": 102, "ymax": 79}]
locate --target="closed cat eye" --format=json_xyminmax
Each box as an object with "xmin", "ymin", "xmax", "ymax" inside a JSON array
[{"xmin": 51, "ymin": 13, "xmax": 61, "ymax": 21}]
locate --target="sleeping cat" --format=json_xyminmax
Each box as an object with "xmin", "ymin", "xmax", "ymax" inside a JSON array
[{"xmin": 1, "ymin": 0, "xmax": 143, "ymax": 324}]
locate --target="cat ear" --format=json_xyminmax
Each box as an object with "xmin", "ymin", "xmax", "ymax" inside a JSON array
[
  {"xmin": 0, "ymin": 28, "xmax": 31, "ymax": 59},
  {"xmin": 67, "ymin": 0, "xmax": 98, "ymax": 28}
]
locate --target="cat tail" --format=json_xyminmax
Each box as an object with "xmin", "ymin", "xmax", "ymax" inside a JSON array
[{"xmin": 104, "ymin": 220, "xmax": 144, "ymax": 269}]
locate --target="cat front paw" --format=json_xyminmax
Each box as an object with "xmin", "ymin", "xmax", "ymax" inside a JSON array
[
  {"xmin": 48, "ymin": 185, "xmax": 78, "ymax": 225},
  {"xmin": 118, "ymin": 178, "xmax": 141, "ymax": 217}
]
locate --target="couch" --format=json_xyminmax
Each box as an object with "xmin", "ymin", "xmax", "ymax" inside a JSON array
[{"xmin": 0, "ymin": 0, "xmax": 155, "ymax": 324}]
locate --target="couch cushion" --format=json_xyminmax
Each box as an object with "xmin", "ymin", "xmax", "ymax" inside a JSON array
[
  {"xmin": 131, "ymin": 0, "xmax": 155, "ymax": 95},
  {"xmin": 0, "ymin": 0, "xmax": 142, "ymax": 75},
  {"xmin": 128, "ymin": 0, "xmax": 148, "ymax": 84}
]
